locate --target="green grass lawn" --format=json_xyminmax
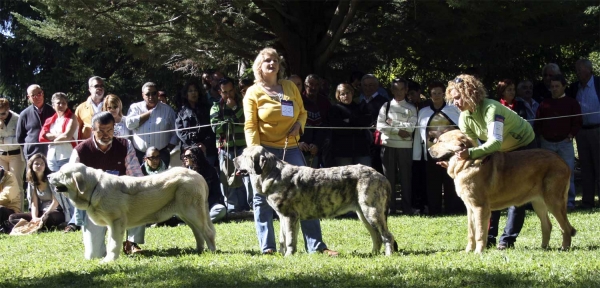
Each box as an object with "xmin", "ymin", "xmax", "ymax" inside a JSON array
[{"xmin": 1, "ymin": 210, "xmax": 599, "ymax": 288}]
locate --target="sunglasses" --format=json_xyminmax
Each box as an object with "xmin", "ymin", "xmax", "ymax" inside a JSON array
[
  {"xmin": 453, "ymin": 77, "xmax": 464, "ymax": 83},
  {"xmin": 145, "ymin": 156, "xmax": 160, "ymax": 161},
  {"xmin": 92, "ymin": 84, "xmax": 104, "ymax": 88},
  {"xmin": 182, "ymin": 154, "xmax": 193, "ymax": 160},
  {"xmin": 145, "ymin": 91, "xmax": 158, "ymax": 97}
]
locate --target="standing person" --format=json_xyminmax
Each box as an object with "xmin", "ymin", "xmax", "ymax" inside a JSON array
[
  {"xmin": 71, "ymin": 112, "xmax": 146, "ymax": 259},
  {"xmin": 75, "ymin": 76, "xmax": 106, "ymax": 140},
  {"xmin": 102, "ymin": 94, "xmax": 130, "ymax": 138},
  {"xmin": 239, "ymin": 78, "xmax": 254, "ymax": 97},
  {"xmin": 299, "ymin": 74, "xmax": 331, "ymax": 168},
  {"xmin": 0, "ymin": 98, "xmax": 26, "ymax": 197},
  {"xmin": 533, "ymin": 63, "xmax": 561, "ymax": 103},
  {"xmin": 497, "ymin": 79, "xmax": 528, "ymax": 119},
  {"xmin": 0, "ymin": 168, "xmax": 21, "ymax": 233},
  {"xmin": 176, "ymin": 81, "xmax": 218, "ymax": 166},
  {"xmin": 210, "ymin": 77, "xmax": 251, "ymax": 212},
  {"xmin": 567, "ymin": 59, "xmax": 600, "ymax": 209},
  {"xmin": 413, "ymin": 81, "xmax": 463, "ymax": 215},
  {"xmin": 157, "ymin": 91, "xmax": 167, "ymax": 104},
  {"xmin": 376, "ymin": 77, "xmax": 417, "ymax": 215},
  {"xmin": 536, "ymin": 74, "xmax": 582, "ymax": 211},
  {"xmin": 8, "ymin": 154, "xmax": 65, "ymax": 231},
  {"xmin": 360, "ymin": 74, "xmax": 388, "ymax": 173},
  {"xmin": 243, "ymin": 47, "xmax": 337, "ymax": 256},
  {"xmin": 39, "ymin": 92, "xmax": 79, "ymax": 172},
  {"xmin": 328, "ymin": 84, "xmax": 372, "ymax": 166},
  {"xmin": 126, "ymin": 82, "xmax": 178, "ymax": 167},
  {"xmin": 446, "ymin": 74, "xmax": 535, "ymax": 250},
  {"xmin": 406, "ymin": 79, "xmax": 430, "ymax": 214},
  {"xmin": 287, "ymin": 75, "xmax": 303, "ymax": 94},
  {"xmin": 182, "ymin": 145, "xmax": 226, "ymax": 222},
  {"xmin": 16, "ymin": 84, "xmax": 55, "ymax": 161},
  {"xmin": 516, "ymin": 80, "xmax": 538, "ymax": 124}
]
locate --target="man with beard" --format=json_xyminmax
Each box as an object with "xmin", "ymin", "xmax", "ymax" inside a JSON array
[
  {"xmin": 69, "ymin": 112, "xmax": 146, "ymax": 258},
  {"xmin": 75, "ymin": 76, "xmax": 106, "ymax": 140},
  {"xmin": 517, "ymin": 80, "xmax": 538, "ymax": 125}
]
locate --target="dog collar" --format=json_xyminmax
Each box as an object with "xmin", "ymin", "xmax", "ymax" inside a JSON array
[{"xmin": 88, "ymin": 174, "xmax": 103, "ymax": 208}]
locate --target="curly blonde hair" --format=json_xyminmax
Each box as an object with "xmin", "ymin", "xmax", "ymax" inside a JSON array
[
  {"xmin": 445, "ymin": 74, "xmax": 487, "ymax": 109},
  {"xmin": 252, "ymin": 47, "xmax": 286, "ymax": 84}
]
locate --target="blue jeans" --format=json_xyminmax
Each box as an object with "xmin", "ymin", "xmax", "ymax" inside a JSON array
[
  {"xmin": 252, "ymin": 146, "xmax": 327, "ymax": 253},
  {"xmin": 48, "ymin": 157, "xmax": 70, "ymax": 172},
  {"xmin": 540, "ymin": 137, "xmax": 576, "ymax": 208},
  {"xmin": 219, "ymin": 147, "xmax": 253, "ymax": 212}
]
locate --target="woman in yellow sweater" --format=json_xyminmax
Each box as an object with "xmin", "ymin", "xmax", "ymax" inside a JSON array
[{"xmin": 243, "ymin": 48, "xmax": 336, "ymax": 256}]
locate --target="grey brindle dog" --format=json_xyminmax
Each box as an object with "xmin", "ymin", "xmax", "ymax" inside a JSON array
[{"xmin": 234, "ymin": 146, "xmax": 397, "ymax": 256}]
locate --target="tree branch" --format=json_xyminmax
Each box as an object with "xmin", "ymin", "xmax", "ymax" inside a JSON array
[
  {"xmin": 315, "ymin": 0, "xmax": 360, "ymax": 69},
  {"xmin": 314, "ymin": 0, "xmax": 350, "ymax": 55}
]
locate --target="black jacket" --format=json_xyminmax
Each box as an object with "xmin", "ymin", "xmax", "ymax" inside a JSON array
[
  {"xmin": 328, "ymin": 102, "xmax": 372, "ymax": 158},
  {"xmin": 176, "ymin": 103, "xmax": 217, "ymax": 157}
]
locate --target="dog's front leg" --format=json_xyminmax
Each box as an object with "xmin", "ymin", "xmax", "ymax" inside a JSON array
[
  {"xmin": 282, "ymin": 215, "xmax": 299, "ymax": 257},
  {"xmin": 472, "ymin": 206, "xmax": 490, "ymax": 253},
  {"xmin": 278, "ymin": 215, "xmax": 287, "ymax": 255},
  {"xmin": 103, "ymin": 219, "xmax": 126, "ymax": 262}
]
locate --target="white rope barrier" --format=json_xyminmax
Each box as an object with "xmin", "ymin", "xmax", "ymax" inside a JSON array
[{"xmin": 3, "ymin": 111, "xmax": 598, "ymax": 148}]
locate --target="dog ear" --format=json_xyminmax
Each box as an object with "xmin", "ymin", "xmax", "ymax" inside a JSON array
[
  {"xmin": 253, "ymin": 156, "xmax": 263, "ymax": 175},
  {"xmin": 72, "ymin": 172, "xmax": 85, "ymax": 194}
]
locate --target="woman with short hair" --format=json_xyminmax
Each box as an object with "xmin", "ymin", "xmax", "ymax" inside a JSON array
[
  {"xmin": 39, "ymin": 92, "xmax": 79, "ymax": 172},
  {"xmin": 243, "ymin": 47, "xmax": 337, "ymax": 256}
]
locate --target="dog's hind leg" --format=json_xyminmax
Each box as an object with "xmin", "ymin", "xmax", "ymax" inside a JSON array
[
  {"xmin": 104, "ymin": 219, "xmax": 126, "ymax": 262},
  {"xmin": 531, "ymin": 198, "xmax": 552, "ymax": 249},
  {"xmin": 357, "ymin": 207, "xmax": 385, "ymax": 255},
  {"xmin": 545, "ymin": 196, "xmax": 575, "ymax": 250}
]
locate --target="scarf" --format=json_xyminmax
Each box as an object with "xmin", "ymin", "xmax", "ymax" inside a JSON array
[
  {"xmin": 499, "ymin": 98, "xmax": 515, "ymax": 111},
  {"xmin": 39, "ymin": 108, "xmax": 76, "ymax": 148}
]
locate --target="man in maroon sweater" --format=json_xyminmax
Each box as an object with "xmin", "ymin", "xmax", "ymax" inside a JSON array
[{"xmin": 535, "ymin": 74, "xmax": 582, "ymax": 210}]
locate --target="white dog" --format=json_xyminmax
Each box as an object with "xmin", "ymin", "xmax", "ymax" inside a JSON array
[{"xmin": 48, "ymin": 163, "xmax": 216, "ymax": 262}]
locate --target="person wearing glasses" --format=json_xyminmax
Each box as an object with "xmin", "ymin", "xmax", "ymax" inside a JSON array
[
  {"xmin": 182, "ymin": 145, "xmax": 226, "ymax": 222},
  {"xmin": 126, "ymin": 82, "xmax": 178, "ymax": 167},
  {"xmin": 16, "ymin": 85, "xmax": 55, "ymax": 161},
  {"xmin": 141, "ymin": 146, "xmax": 167, "ymax": 175},
  {"xmin": 0, "ymin": 98, "xmax": 26, "ymax": 197},
  {"xmin": 75, "ymin": 76, "xmax": 106, "ymax": 140},
  {"xmin": 243, "ymin": 47, "xmax": 337, "ymax": 256},
  {"xmin": 102, "ymin": 94, "xmax": 130, "ymax": 138},
  {"xmin": 446, "ymin": 74, "xmax": 535, "ymax": 250},
  {"xmin": 39, "ymin": 92, "xmax": 79, "ymax": 172}
]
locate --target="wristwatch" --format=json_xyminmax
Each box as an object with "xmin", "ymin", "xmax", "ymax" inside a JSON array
[{"xmin": 232, "ymin": 105, "xmax": 238, "ymax": 110}]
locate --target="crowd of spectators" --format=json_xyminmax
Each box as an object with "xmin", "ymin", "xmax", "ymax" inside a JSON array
[{"xmin": 0, "ymin": 52, "xmax": 597, "ymax": 254}]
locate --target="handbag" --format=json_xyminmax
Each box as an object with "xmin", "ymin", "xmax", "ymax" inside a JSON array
[{"xmin": 373, "ymin": 101, "xmax": 392, "ymax": 146}]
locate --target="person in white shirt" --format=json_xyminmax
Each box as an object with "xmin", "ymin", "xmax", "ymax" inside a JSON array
[
  {"xmin": 126, "ymin": 82, "xmax": 178, "ymax": 166},
  {"xmin": 0, "ymin": 98, "xmax": 25, "ymax": 197},
  {"xmin": 377, "ymin": 77, "xmax": 417, "ymax": 215}
]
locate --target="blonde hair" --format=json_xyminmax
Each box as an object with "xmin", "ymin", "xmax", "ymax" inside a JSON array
[
  {"xmin": 252, "ymin": 47, "xmax": 285, "ymax": 84},
  {"xmin": 445, "ymin": 74, "xmax": 487, "ymax": 109},
  {"xmin": 0, "ymin": 98, "xmax": 10, "ymax": 110},
  {"xmin": 335, "ymin": 83, "xmax": 354, "ymax": 102},
  {"xmin": 102, "ymin": 94, "xmax": 124, "ymax": 117}
]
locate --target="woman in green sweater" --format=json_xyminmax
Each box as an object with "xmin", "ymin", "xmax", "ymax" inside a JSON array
[{"xmin": 446, "ymin": 74, "xmax": 535, "ymax": 250}]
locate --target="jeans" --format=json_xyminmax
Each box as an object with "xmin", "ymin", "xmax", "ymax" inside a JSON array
[
  {"xmin": 219, "ymin": 147, "xmax": 253, "ymax": 212},
  {"xmin": 252, "ymin": 146, "xmax": 327, "ymax": 253},
  {"xmin": 81, "ymin": 213, "xmax": 146, "ymax": 259},
  {"xmin": 540, "ymin": 137, "xmax": 576, "ymax": 208}
]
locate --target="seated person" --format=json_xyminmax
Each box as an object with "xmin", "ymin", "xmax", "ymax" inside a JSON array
[
  {"xmin": 8, "ymin": 154, "xmax": 65, "ymax": 231},
  {"xmin": 183, "ymin": 145, "xmax": 226, "ymax": 223},
  {"xmin": 0, "ymin": 167, "xmax": 22, "ymax": 233},
  {"xmin": 141, "ymin": 146, "xmax": 167, "ymax": 175}
]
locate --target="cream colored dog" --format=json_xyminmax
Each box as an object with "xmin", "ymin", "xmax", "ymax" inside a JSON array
[
  {"xmin": 428, "ymin": 130, "xmax": 576, "ymax": 253},
  {"xmin": 48, "ymin": 163, "xmax": 216, "ymax": 262}
]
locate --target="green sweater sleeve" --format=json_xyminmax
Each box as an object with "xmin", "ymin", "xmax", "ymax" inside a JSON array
[{"xmin": 464, "ymin": 104, "xmax": 503, "ymax": 159}]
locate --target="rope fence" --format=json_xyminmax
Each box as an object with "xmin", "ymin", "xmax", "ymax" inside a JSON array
[{"xmin": 2, "ymin": 111, "xmax": 598, "ymax": 148}]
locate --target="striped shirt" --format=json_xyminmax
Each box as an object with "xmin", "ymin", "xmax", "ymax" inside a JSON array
[
  {"xmin": 125, "ymin": 101, "xmax": 178, "ymax": 152},
  {"xmin": 210, "ymin": 100, "xmax": 246, "ymax": 148}
]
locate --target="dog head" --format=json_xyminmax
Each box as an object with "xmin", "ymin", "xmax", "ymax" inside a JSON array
[
  {"xmin": 428, "ymin": 129, "xmax": 477, "ymax": 163},
  {"xmin": 47, "ymin": 163, "xmax": 100, "ymax": 209},
  {"xmin": 233, "ymin": 146, "xmax": 277, "ymax": 176}
]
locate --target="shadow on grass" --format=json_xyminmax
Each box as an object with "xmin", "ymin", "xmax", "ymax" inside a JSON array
[{"xmin": 2, "ymin": 262, "xmax": 598, "ymax": 288}]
